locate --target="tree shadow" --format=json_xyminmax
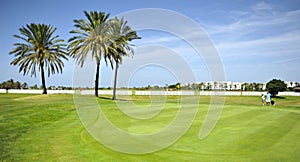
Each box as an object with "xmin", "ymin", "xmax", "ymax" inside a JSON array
[
  {"xmin": 98, "ymin": 96, "xmax": 112, "ymax": 100},
  {"xmin": 273, "ymin": 96, "xmax": 286, "ymax": 99},
  {"xmin": 98, "ymin": 96, "xmax": 131, "ymax": 101}
]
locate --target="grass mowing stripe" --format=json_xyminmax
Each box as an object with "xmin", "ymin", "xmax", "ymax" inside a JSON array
[
  {"xmin": 231, "ymin": 111, "xmax": 298, "ymax": 152},
  {"xmin": 170, "ymin": 106, "xmax": 295, "ymax": 154},
  {"xmin": 173, "ymin": 108, "xmax": 267, "ymax": 154},
  {"xmin": 203, "ymin": 107, "xmax": 293, "ymax": 153},
  {"xmin": 264, "ymin": 117, "xmax": 300, "ymax": 160}
]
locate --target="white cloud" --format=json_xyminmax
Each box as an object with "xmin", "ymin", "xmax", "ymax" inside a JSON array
[
  {"xmin": 216, "ymin": 30, "xmax": 300, "ymax": 57},
  {"xmin": 137, "ymin": 35, "xmax": 179, "ymax": 45},
  {"xmin": 251, "ymin": 1, "xmax": 273, "ymax": 11},
  {"xmin": 193, "ymin": 4, "xmax": 300, "ymax": 62},
  {"xmin": 201, "ymin": 7, "xmax": 300, "ymax": 38}
]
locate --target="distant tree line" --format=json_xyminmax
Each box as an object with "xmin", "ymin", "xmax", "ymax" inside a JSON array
[
  {"xmin": 0, "ymin": 79, "xmax": 27, "ymax": 89},
  {"xmin": 0, "ymin": 79, "xmax": 73, "ymax": 90}
]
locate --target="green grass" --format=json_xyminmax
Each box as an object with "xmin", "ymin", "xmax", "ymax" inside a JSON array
[{"xmin": 0, "ymin": 94, "xmax": 299, "ymax": 161}]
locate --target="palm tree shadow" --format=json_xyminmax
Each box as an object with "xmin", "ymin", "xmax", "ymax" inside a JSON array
[
  {"xmin": 98, "ymin": 96, "xmax": 112, "ymax": 100},
  {"xmin": 273, "ymin": 96, "xmax": 286, "ymax": 99},
  {"xmin": 98, "ymin": 96, "xmax": 131, "ymax": 101}
]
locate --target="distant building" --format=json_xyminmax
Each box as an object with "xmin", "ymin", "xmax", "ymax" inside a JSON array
[
  {"xmin": 201, "ymin": 81, "xmax": 244, "ymax": 90},
  {"xmin": 182, "ymin": 81, "xmax": 298, "ymax": 91},
  {"xmin": 285, "ymin": 81, "xmax": 298, "ymax": 88}
]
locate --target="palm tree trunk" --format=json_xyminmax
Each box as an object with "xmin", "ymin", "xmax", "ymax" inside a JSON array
[
  {"xmin": 95, "ymin": 60, "xmax": 100, "ymax": 97},
  {"xmin": 40, "ymin": 64, "xmax": 47, "ymax": 94},
  {"xmin": 112, "ymin": 62, "xmax": 119, "ymax": 100}
]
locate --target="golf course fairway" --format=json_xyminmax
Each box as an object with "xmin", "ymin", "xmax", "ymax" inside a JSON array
[{"xmin": 0, "ymin": 93, "xmax": 299, "ymax": 161}]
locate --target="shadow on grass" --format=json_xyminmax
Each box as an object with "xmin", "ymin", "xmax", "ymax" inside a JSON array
[
  {"xmin": 273, "ymin": 96, "xmax": 286, "ymax": 99},
  {"xmin": 98, "ymin": 96, "xmax": 112, "ymax": 100},
  {"xmin": 98, "ymin": 96, "xmax": 131, "ymax": 101}
]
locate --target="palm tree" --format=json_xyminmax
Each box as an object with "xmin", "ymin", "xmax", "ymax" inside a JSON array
[
  {"xmin": 108, "ymin": 17, "xmax": 140, "ymax": 100},
  {"xmin": 68, "ymin": 11, "xmax": 112, "ymax": 97},
  {"xmin": 10, "ymin": 23, "xmax": 68, "ymax": 94}
]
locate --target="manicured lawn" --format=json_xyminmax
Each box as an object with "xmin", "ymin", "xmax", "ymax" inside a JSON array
[{"xmin": 0, "ymin": 94, "xmax": 299, "ymax": 161}]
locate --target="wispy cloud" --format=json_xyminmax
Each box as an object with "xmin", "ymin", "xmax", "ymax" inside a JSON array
[
  {"xmin": 216, "ymin": 29, "xmax": 300, "ymax": 57},
  {"xmin": 137, "ymin": 35, "xmax": 180, "ymax": 45},
  {"xmin": 251, "ymin": 1, "xmax": 273, "ymax": 11},
  {"xmin": 200, "ymin": 5, "xmax": 300, "ymax": 38},
  {"xmin": 193, "ymin": 2, "xmax": 300, "ymax": 60}
]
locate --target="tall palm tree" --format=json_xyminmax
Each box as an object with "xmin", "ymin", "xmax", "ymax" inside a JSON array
[
  {"xmin": 108, "ymin": 17, "xmax": 140, "ymax": 100},
  {"xmin": 10, "ymin": 23, "xmax": 68, "ymax": 94},
  {"xmin": 68, "ymin": 10, "xmax": 112, "ymax": 97}
]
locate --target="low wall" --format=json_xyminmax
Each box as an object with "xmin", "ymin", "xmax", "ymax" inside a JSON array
[
  {"xmin": 135, "ymin": 91, "xmax": 195, "ymax": 96},
  {"xmin": 47, "ymin": 90, "xmax": 75, "ymax": 94},
  {"xmin": 8, "ymin": 89, "xmax": 43, "ymax": 94},
  {"xmin": 0, "ymin": 89, "xmax": 7, "ymax": 93},
  {"xmin": 278, "ymin": 92, "xmax": 300, "ymax": 96},
  {"xmin": 135, "ymin": 91, "xmax": 164, "ymax": 95},
  {"xmin": 80, "ymin": 90, "xmax": 132, "ymax": 95},
  {"xmin": 242, "ymin": 92, "xmax": 264, "ymax": 96},
  {"xmin": 200, "ymin": 91, "xmax": 227, "ymax": 96},
  {"xmin": 7, "ymin": 89, "xmax": 75, "ymax": 94}
]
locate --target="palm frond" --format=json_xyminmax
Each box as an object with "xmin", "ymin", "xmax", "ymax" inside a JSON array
[{"xmin": 10, "ymin": 23, "xmax": 68, "ymax": 77}]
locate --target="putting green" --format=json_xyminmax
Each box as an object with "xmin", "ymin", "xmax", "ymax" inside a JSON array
[{"xmin": 0, "ymin": 94, "xmax": 299, "ymax": 161}]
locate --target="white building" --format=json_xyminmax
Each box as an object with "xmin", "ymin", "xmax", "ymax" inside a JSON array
[
  {"xmin": 185, "ymin": 81, "xmax": 298, "ymax": 91},
  {"xmin": 201, "ymin": 81, "xmax": 244, "ymax": 90},
  {"xmin": 285, "ymin": 81, "xmax": 298, "ymax": 88}
]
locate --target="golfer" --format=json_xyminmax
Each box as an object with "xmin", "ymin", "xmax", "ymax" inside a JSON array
[
  {"xmin": 266, "ymin": 92, "xmax": 271, "ymax": 106},
  {"xmin": 261, "ymin": 94, "xmax": 265, "ymax": 105}
]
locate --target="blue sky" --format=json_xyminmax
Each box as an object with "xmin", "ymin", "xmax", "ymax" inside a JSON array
[{"xmin": 1, "ymin": 0, "xmax": 299, "ymax": 87}]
